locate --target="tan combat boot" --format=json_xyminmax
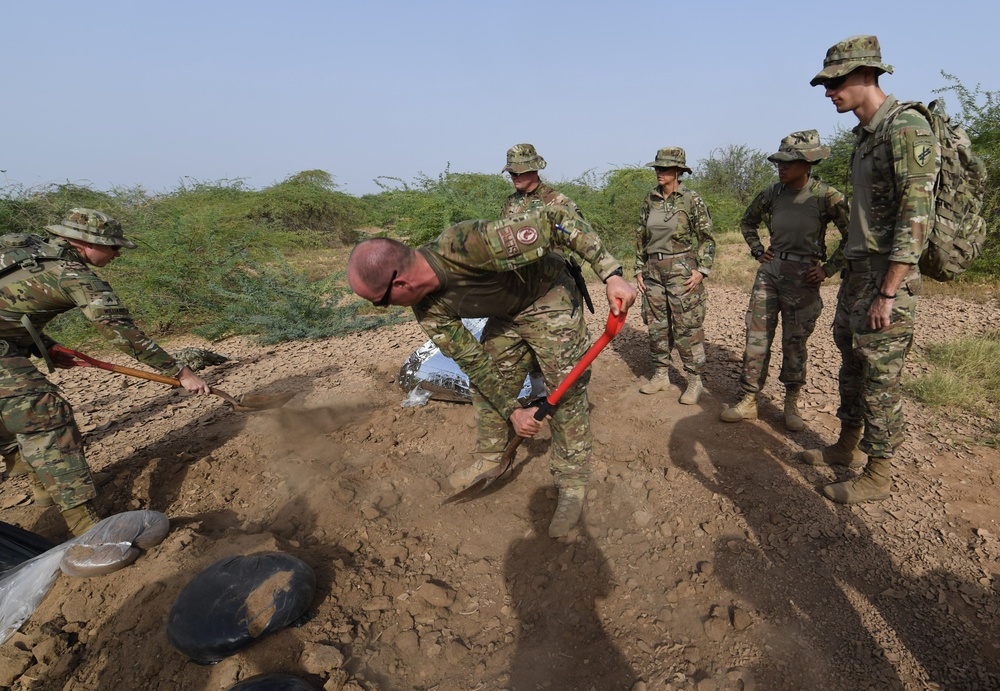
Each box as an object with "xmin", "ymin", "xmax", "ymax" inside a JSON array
[
  {"xmin": 801, "ymin": 425, "xmax": 865, "ymax": 468},
  {"xmin": 720, "ymin": 393, "xmax": 757, "ymax": 422},
  {"xmin": 549, "ymin": 486, "xmax": 585, "ymax": 538},
  {"xmin": 822, "ymin": 457, "xmax": 891, "ymax": 504},
  {"xmin": 639, "ymin": 368, "xmax": 672, "ymax": 394},
  {"xmin": 784, "ymin": 389, "xmax": 805, "ymax": 432},
  {"xmin": 29, "ymin": 473, "xmax": 55, "ymax": 507},
  {"xmin": 61, "ymin": 501, "xmax": 101, "ymax": 537},
  {"xmin": 679, "ymin": 375, "xmax": 704, "ymax": 405},
  {"xmin": 448, "ymin": 456, "xmax": 500, "ymax": 491}
]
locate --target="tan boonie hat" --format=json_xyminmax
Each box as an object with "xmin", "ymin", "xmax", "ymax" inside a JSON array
[
  {"xmin": 45, "ymin": 208, "xmax": 137, "ymax": 249},
  {"xmin": 503, "ymin": 143, "xmax": 547, "ymax": 174},
  {"xmin": 810, "ymin": 34, "xmax": 894, "ymax": 87},
  {"xmin": 645, "ymin": 146, "xmax": 692, "ymax": 174},
  {"xmin": 767, "ymin": 130, "xmax": 830, "ymax": 163}
]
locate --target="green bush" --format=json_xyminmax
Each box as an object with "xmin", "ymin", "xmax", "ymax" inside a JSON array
[
  {"xmin": 0, "ymin": 173, "xmax": 376, "ymax": 346},
  {"xmin": 360, "ymin": 168, "xmax": 511, "ymax": 245}
]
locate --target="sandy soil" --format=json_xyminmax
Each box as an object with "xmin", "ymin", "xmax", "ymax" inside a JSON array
[{"xmin": 1, "ymin": 282, "xmax": 999, "ymax": 691}]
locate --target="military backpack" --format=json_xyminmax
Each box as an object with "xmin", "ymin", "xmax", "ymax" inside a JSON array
[
  {"xmin": 874, "ymin": 100, "xmax": 988, "ymax": 281},
  {"xmin": 0, "ymin": 234, "xmax": 72, "ymax": 286}
]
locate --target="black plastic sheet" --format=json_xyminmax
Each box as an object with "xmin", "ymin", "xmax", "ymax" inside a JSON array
[
  {"xmin": 167, "ymin": 552, "xmax": 316, "ymax": 664},
  {"xmin": 227, "ymin": 674, "xmax": 315, "ymax": 691},
  {"xmin": 0, "ymin": 521, "xmax": 55, "ymax": 574}
]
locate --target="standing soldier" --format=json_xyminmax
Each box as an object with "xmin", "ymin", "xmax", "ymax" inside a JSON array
[
  {"xmin": 348, "ymin": 207, "xmax": 636, "ymax": 537},
  {"xmin": 0, "ymin": 209, "xmax": 210, "ymax": 536},
  {"xmin": 803, "ymin": 35, "xmax": 940, "ymax": 503},
  {"xmin": 501, "ymin": 143, "xmax": 593, "ymax": 306},
  {"xmin": 720, "ymin": 130, "xmax": 850, "ymax": 430},
  {"xmin": 500, "ymin": 143, "xmax": 582, "ymax": 219},
  {"xmin": 635, "ymin": 147, "xmax": 716, "ymax": 404}
]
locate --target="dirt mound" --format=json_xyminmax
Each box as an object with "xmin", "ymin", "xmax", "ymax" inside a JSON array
[{"xmin": 1, "ymin": 284, "xmax": 999, "ymax": 690}]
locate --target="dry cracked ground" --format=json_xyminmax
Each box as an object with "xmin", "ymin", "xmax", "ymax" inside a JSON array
[{"xmin": 1, "ymin": 281, "xmax": 999, "ymax": 691}]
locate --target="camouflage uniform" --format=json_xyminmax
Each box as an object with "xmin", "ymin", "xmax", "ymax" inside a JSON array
[
  {"xmin": 809, "ymin": 36, "xmax": 941, "ymax": 460},
  {"xmin": 833, "ymin": 94, "xmax": 939, "ymax": 458},
  {"xmin": 0, "ymin": 213, "xmax": 183, "ymax": 511},
  {"xmin": 737, "ymin": 138, "xmax": 850, "ymax": 396},
  {"xmin": 635, "ymin": 170, "xmax": 715, "ymax": 377},
  {"xmin": 413, "ymin": 206, "xmax": 621, "ymax": 488},
  {"xmin": 501, "ymin": 181, "xmax": 581, "ymax": 220}
]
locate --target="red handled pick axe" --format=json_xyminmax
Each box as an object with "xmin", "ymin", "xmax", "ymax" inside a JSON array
[{"xmin": 444, "ymin": 302, "xmax": 626, "ymax": 504}]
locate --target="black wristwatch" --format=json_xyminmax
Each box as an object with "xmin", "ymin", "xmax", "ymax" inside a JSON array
[
  {"xmin": 751, "ymin": 248, "xmax": 765, "ymax": 259},
  {"xmin": 605, "ymin": 267, "xmax": 624, "ymax": 282}
]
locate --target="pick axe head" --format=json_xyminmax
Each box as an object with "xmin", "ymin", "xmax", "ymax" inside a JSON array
[{"xmin": 441, "ymin": 439, "xmax": 521, "ymax": 505}]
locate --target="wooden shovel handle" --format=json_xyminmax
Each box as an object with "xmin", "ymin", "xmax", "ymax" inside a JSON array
[
  {"xmin": 106, "ymin": 363, "xmax": 182, "ymax": 387},
  {"xmin": 49, "ymin": 345, "xmax": 242, "ymax": 407}
]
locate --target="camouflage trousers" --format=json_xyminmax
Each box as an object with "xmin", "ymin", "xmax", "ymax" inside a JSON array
[
  {"xmin": 641, "ymin": 253, "xmax": 707, "ymax": 375},
  {"xmin": 472, "ymin": 272, "xmax": 592, "ymax": 488},
  {"xmin": 0, "ymin": 356, "xmax": 96, "ymax": 510},
  {"xmin": 738, "ymin": 259, "xmax": 822, "ymax": 394},
  {"xmin": 833, "ymin": 266, "xmax": 919, "ymax": 459}
]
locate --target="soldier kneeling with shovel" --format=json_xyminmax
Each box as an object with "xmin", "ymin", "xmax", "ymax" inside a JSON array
[
  {"xmin": 0, "ymin": 209, "xmax": 210, "ymax": 537},
  {"xmin": 349, "ymin": 206, "xmax": 635, "ymax": 537}
]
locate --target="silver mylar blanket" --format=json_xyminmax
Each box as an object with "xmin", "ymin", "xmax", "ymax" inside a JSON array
[{"xmin": 398, "ymin": 318, "xmax": 545, "ymax": 404}]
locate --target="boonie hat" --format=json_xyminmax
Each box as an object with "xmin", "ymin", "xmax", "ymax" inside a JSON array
[
  {"xmin": 503, "ymin": 143, "xmax": 547, "ymax": 174},
  {"xmin": 645, "ymin": 146, "xmax": 692, "ymax": 174},
  {"xmin": 767, "ymin": 130, "xmax": 830, "ymax": 163},
  {"xmin": 810, "ymin": 34, "xmax": 894, "ymax": 87},
  {"xmin": 45, "ymin": 208, "xmax": 137, "ymax": 249}
]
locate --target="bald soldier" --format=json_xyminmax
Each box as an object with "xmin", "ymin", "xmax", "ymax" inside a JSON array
[
  {"xmin": 0, "ymin": 209, "xmax": 209, "ymax": 536},
  {"xmin": 349, "ymin": 206, "xmax": 636, "ymax": 537}
]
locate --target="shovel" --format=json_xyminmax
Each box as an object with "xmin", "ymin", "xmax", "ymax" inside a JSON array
[
  {"xmin": 444, "ymin": 301, "xmax": 626, "ymax": 503},
  {"xmin": 48, "ymin": 345, "xmax": 295, "ymax": 412}
]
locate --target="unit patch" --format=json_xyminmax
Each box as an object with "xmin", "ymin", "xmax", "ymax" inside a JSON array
[{"xmin": 515, "ymin": 226, "xmax": 538, "ymax": 245}]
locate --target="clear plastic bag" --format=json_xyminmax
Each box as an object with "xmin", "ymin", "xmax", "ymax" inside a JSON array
[
  {"xmin": 0, "ymin": 510, "xmax": 170, "ymax": 644},
  {"xmin": 397, "ymin": 318, "xmax": 545, "ymax": 405}
]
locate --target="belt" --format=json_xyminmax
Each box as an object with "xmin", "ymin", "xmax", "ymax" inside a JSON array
[
  {"xmin": 846, "ymin": 254, "xmax": 890, "ymax": 274},
  {"xmin": 649, "ymin": 251, "xmax": 690, "ymax": 261},
  {"xmin": 776, "ymin": 251, "xmax": 815, "ymax": 263}
]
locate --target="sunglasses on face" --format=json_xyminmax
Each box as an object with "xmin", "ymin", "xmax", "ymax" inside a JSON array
[
  {"xmin": 373, "ymin": 270, "xmax": 397, "ymax": 307},
  {"xmin": 823, "ymin": 75, "xmax": 848, "ymax": 91}
]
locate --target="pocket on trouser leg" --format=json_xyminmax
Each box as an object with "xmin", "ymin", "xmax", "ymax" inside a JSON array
[{"xmin": 18, "ymin": 425, "xmax": 96, "ymax": 509}]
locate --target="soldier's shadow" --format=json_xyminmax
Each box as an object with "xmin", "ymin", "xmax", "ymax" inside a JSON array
[{"xmin": 503, "ymin": 487, "xmax": 639, "ymax": 689}]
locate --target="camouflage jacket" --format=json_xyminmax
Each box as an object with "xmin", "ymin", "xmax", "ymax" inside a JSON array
[
  {"xmin": 847, "ymin": 94, "xmax": 940, "ymax": 264},
  {"xmin": 635, "ymin": 182, "xmax": 716, "ymax": 276},
  {"xmin": 741, "ymin": 177, "xmax": 851, "ymax": 277},
  {"xmin": 500, "ymin": 182, "xmax": 582, "ymax": 219},
  {"xmin": 0, "ymin": 235, "xmax": 180, "ymax": 393},
  {"xmin": 413, "ymin": 206, "xmax": 621, "ymax": 420}
]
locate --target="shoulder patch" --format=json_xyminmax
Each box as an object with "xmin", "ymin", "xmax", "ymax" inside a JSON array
[
  {"xmin": 515, "ymin": 225, "xmax": 538, "ymax": 246},
  {"xmin": 911, "ymin": 139, "xmax": 935, "ymax": 169}
]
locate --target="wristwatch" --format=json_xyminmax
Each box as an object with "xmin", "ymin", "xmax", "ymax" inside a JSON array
[
  {"xmin": 751, "ymin": 248, "xmax": 765, "ymax": 259},
  {"xmin": 605, "ymin": 267, "xmax": 624, "ymax": 282}
]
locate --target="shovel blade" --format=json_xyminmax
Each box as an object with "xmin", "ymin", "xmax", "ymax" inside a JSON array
[{"xmin": 231, "ymin": 391, "xmax": 296, "ymax": 412}]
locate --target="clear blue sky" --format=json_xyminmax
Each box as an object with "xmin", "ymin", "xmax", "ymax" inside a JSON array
[{"xmin": 3, "ymin": 0, "xmax": 994, "ymax": 197}]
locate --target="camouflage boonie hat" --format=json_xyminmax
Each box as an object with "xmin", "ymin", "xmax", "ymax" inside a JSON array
[
  {"xmin": 45, "ymin": 208, "xmax": 137, "ymax": 249},
  {"xmin": 810, "ymin": 34, "xmax": 894, "ymax": 87},
  {"xmin": 767, "ymin": 130, "xmax": 830, "ymax": 163},
  {"xmin": 645, "ymin": 146, "xmax": 692, "ymax": 174},
  {"xmin": 503, "ymin": 143, "xmax": 547, "ymax": 174}
]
